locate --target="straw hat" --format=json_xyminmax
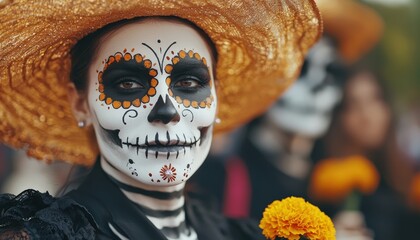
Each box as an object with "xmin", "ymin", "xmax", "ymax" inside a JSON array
[
  {"xmin": 316, "ymin": 0, "xmax": 384, "ymax": 63},
  {"xmin": 0, "ymin": 0, "xmax": 321, "ymax": 165}
]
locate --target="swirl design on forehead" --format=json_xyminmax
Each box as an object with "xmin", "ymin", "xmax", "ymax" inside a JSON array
[
  {"xmin": 142, "ymin": 41, "xmax": 176, "ymax": 74},
  {"xmin": 97, "ymin": 52, "xmax": 158, "ymax": 109},
  {"xmin": 165, "ymin": 50, "xmax": 214, "ymax": 109}
]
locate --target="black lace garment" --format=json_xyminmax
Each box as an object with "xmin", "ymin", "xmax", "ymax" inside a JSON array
[{"xmin": 0, "ymin": 190, "xmax": 95, "ymax": 240}]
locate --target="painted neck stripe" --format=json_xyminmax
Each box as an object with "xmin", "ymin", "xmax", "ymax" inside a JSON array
[
  {"xmin": 161, "ymin": 221, "xmax": 190, "ymax": 239},
  {"xmin": 147, "ymin": 213, "xmax": 185, "ymax": 229},
  {"xmin": 121, "ymin": 190, "xmax": 185, "ymax": 211},
  {"xmin": 134, "ymin": 203, "xmax": 184, "ymax": 218},
  {"xmin": 108, "ymin": 174, "xmax": 184, "ymax": 200}
]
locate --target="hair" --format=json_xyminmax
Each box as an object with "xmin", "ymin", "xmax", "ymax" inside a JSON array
[
  {"xmin": 70, "ymin": 16, "xmax": 218, "ymax": 92},
  {"xmin": 312, "ymin": 65, "xmax": 415, "ymax": 198}
]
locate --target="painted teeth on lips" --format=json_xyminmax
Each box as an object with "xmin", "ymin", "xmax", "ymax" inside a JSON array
[{"xmin": 121, "ymin": 133, "xmax": 200, "ymax": 151}]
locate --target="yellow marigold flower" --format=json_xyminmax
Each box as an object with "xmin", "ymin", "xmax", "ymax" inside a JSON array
[
  {"xmin": 309, "ymin": 155, "xmax": 379, "ymax": 203},
  {"xmin": 259, "ymin": 197, "xmax": 335, "ymax": 240}
]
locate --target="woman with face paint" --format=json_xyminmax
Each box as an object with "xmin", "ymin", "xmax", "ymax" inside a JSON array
[{"xmin": 0, "ymin": 1, "xmax": 321, "ymax": 239}]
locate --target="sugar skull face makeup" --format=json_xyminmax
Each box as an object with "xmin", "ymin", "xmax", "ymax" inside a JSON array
[
  {"xmin": 268, "ymin": 37, "xmax": 343, "ymax": 138},
  {"xmin": 87, "ymin": 19, "xmax": 217, "ymax": 186}
]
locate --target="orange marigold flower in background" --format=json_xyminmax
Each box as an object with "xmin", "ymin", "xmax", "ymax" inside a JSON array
[
  {"xmin": 409, "ymin": 173, "xmax": 420, "ymax": 209},
  {"xmin": 351, "ymin": 156, "xmax": 380, "ymax": 194},
  {"xmin": 309, "ymin": 155, "xmax": 379, "ymax": 203},
  {"xmin": 259, "ymin": 197, "xmax": 335, "ymax": 240}
]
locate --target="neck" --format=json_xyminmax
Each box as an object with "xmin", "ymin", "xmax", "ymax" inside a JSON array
[
  {"xmin": 100, "ymin": 157, "xmax": 196, "ymax": 239},
  {"xmin": 101, "ymin": 157, "xmax": 185, "ymax": 211}
]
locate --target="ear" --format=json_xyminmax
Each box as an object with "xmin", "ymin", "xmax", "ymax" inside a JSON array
[{"xmin": 67, "ymin": 82, "xmax": 93, "ymax": 127}]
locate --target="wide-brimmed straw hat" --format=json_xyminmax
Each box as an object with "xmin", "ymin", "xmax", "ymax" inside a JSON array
[
  {"xmin": 0, "ymin": 0, "xmax": 321, "ymax": 165},
  {"xmin": 316, "ymin": 0, "xmax": 384, "ymax": 63}
]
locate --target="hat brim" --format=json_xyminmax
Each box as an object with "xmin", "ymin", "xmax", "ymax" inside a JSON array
[
  {"xmin": 316, "ymin": 0, "xmax": 384, "ymax": 63},
  {"xmin": 0, "ymin": 0, "xmax": 321, "ymax": 165}
]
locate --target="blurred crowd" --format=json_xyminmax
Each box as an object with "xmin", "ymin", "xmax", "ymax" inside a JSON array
[
  {"xmin": 1, "ymin": 0, "xmax": 420, "ymax": 240},
  {"xmin": 189, "ymin": 1, "xmax": 420, "ymax": 239}
]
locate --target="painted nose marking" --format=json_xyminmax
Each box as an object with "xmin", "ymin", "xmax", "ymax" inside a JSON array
[{"xmin": 147, "ymin": 95, "xmax": 180, "ymax": 124}]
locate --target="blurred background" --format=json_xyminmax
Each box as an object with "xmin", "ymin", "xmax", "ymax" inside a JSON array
[
  {"xmin": 365, "ymin": 0, "xmax": 420, "ymax": 168},
  {"xmin": 0, "ymin": 0, "xmax": 419, "ymax": 239},
  {"xmin": 366, "ymin": 0, "xmax": 420, "ymax": 117}
]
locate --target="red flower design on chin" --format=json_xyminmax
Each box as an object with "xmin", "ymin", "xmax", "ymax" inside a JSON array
[{"xmin": 160, "ymin": 164, "xmax": 177, "ymax": 183}]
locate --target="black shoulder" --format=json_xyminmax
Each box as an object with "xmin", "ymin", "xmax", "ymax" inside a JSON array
[
  {"xmin": 187, "ymin": 200, "xmax": 264, "ymax": 240},
  {"xmin": 226, "ymin": 217, "xmax": 265, "ymax": 240},
  {"xmin": 0, "ymin": 189, "xmax": 96, "ymax": 240}
]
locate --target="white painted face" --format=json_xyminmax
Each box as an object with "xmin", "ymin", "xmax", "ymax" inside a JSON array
[
  {"xmin": 86, "ymin": 18, "xmax": 217, "ymax": 186},
  {"xmin": 268, "ymin": 37, "xmax": 343, "ymax": 138}
]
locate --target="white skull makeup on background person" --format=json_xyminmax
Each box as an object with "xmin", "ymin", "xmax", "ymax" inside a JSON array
[
  {"xmin": 267, "ymin": 37, "xmax": 345, "ymax": 138},
  {"xmin": 86, "ymin": 18, "xmax": 217, "ymax": 186},
  {"xmin": 250, "ymin": 37, "xmax": 346, "ymax": 179}
]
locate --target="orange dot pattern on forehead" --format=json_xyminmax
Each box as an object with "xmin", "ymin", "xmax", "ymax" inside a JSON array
[
  {"xmin": 143, "ymin": 60, "xmax": 152, "ymax": 69},
  {"xmin": 150, "ymin": 78, "xmax": 158, "ymax": 87},
  {"xmin": 165, "ymin": 65, "xmax": 173, "ymax": 74},
  {"xmin": 147, "ymin": 88, "xmax": 156, "ymax": 96},
  {"xmin": 134, "ymin": 54, "xmax": 143, "ymax": 63},
  {"xmin": 164, "ymin": 50, "xmax": 214, "ymax": 109},
  {"xmin": 123, "ymin": 53, "xmax": 131, "ymax": 61},
  {"xmin": 97, "ymin": 51, "xmax": 158, "ymax": 110},
  {"xmin": 123, "ymin": 101, "xmax": 131, "ymax": 109},
  {"xmin": 183, "ymin": 99, "xmax": 191, "ymax": 107},
  {"xmin": 149, "ymin": 69, "xmax": 158, "ymax": 77},
  {"xmin": 132, "ymin": 99, "xmax": 141, "ymax": 107},
  {"xmin": 172, "ymin": 57, "xmax": 180, "ymax": 65}
]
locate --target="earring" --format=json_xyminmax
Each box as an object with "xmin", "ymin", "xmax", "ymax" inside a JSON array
[
  {"xmin": 215, "ymin": 118, "xmax": 221, "ymax": 124},
  {"xmin": 78, "ymin": 120, "xmax": 86, "ymax": 128}
]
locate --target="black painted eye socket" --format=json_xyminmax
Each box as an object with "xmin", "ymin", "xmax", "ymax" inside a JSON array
[
  {"xmin": 174, "ymin": 78, "xmax": 200, "ymax": 88},
  {"xmin": 173, "ymin": 76, "xmax": 207, "ymax": 92},
  {"xmin": 165, "ymin": 50, "xmax": 214, "ymax": 109},
  {"xmin": 116, "ymin": 78, "xmax": 146, "ymax": 90},
  {"xmin": 98, "ymin": 52, "xmax": 158, "ymax": 109}
]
